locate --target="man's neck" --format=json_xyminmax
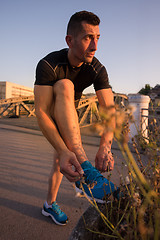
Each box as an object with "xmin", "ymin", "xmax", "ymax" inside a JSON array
[{"xmin": 67, "ymin": 49, "xmax": 83, "ymax": 68}]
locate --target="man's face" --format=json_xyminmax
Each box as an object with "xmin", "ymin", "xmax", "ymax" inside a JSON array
[{"xmin": 68, "ymin": 21, "xmax": 100, "ymax": 66}]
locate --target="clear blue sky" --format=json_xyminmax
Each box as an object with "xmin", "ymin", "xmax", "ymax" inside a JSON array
[{"xmin": 0, "ymin": 0, "xmax": 160, "ymax": 94}]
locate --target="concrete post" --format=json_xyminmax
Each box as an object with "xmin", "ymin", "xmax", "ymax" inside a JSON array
[{"xmin": 128, "ymin": 94, "xmax": 150, "ymax": 141}]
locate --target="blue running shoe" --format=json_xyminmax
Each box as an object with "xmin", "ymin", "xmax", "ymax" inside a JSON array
[
  {"xmin": 42, "ymin": 201, "xmax": 68, "ymax": 225},
  {"xmin": 75, "ymin": 161, "xmax": 121, "ymax": 203}
]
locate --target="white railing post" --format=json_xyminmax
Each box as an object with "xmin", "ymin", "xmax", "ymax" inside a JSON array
[{"xmin": 128, "ymin": 94, "xmax": 150, "ymax": 141}]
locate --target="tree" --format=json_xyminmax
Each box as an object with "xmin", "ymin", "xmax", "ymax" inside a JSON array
[{"xmin": 138, "ymin": 84, "xmax": 152, "ymax": 95}]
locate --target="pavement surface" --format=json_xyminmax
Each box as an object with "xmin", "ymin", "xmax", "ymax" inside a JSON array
[{"xmin": 0, "ymin": 117, "xmax": 130, "ymax": 240}]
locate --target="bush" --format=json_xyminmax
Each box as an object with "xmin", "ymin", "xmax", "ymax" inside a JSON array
[{"xmin": 80, "ymin": 105, "xmax": 160, "ymax": 239}]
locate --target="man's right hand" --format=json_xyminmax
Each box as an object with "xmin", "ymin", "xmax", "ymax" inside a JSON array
[{"xmin": 59, "ymin": 150, "xmax": 84, "ymax": 182}]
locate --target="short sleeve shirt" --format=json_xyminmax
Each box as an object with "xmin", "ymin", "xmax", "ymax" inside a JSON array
[{"xmin": 35, "ymin": 48, "xmax": 111, "ymax": 100}]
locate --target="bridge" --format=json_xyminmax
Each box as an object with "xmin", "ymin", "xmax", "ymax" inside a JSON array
[
  {"xmin": 0, "ymin": 95, "xmax": 35, "ymax": 118},
  {"xmin": 0, "ymin": 93, "xmax": 128, "ymax": 127}
]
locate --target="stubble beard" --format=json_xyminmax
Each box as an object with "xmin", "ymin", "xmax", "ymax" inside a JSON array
[
  {"xmin": 74, "ymin": 55, "xmax": 93, "ymax": 66},
  {"xmin": 83, "ymin": 55, "xmax": 94, "ymax": 64}
]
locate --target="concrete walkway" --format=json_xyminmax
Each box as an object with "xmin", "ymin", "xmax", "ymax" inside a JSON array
[{"xmin": 0, "ymin": 120, "xmax": 128, "ymax": 240}]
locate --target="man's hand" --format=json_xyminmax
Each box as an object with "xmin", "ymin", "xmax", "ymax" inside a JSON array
[
  {"xmin": 59, "ymin": 150, "xmax": 84, "ymax": 182},
  {"xmin": 95, "ymin": 145, "xmax": 114, "ymax": 172}
]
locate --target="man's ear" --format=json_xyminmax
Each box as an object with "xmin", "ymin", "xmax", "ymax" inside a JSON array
[{"xmin": 65, "ymin": 35, "xmax": 73, "ymax": 48}]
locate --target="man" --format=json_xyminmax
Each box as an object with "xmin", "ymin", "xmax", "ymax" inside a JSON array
[{"xmin": 34, "ymin": 11, "xmax": 119, "ymax": 226}]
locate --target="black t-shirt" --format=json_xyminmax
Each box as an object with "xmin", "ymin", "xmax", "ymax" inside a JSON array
[{"xmin": 35, "ymin": 48, "xmax": 111, "ymax": 100}]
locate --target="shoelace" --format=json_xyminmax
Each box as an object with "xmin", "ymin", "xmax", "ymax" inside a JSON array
[
  {"xmin": 52, "ymin": 202, "xmax": 63, "ymax": 215},
  {"xmin": 83, "ymin": 167, "xmax": 104, "ymax": 184}
]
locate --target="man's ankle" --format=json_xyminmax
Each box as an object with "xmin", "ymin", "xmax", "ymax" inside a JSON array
[
  {"xmin": 79, "ymin": 159, "xmax": 88, "ymax": 165},
  {"xmin": 46, "ymin": 200, "xmax": 55, "ymax": 206}
]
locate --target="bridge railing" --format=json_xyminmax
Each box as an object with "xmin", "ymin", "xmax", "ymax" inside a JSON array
[
  {"xmin": 0, "ymin": 96, "xmax": 35, "ymax": 118},
  {"xmin": 0, "ymin": 93, "xmax": 128, "ymax": 127},
  {"xmin": 141, "ymin": 107, "xmax": 160, "ymax": 143}
]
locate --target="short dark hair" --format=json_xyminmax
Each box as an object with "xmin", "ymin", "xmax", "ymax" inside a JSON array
[{"xmin": 67, "ymin": 11, "xmax": 100, "ymax": 35}]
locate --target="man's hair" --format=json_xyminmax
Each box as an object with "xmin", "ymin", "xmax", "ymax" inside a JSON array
[{"xmin": 67, "ymin": 11, "xmax": 100, "ymax": 36}]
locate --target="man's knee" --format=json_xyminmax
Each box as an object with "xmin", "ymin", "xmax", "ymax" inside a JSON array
[
  {"xmin": 51, "ymin": 79, "xmax": 75, "ymax": 117},
  {"xmin": 53, "ymin": 79, "xmax": 74, "ymax": 96}
]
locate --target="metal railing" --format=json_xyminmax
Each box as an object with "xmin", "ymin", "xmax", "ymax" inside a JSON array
[{"xmin": 141, "ymin": 107, "xmax": 160, "ymax": 142}]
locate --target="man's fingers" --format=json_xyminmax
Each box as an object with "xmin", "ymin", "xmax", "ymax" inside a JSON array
[
  {"xmin": 63, "ymin": 173, "xmax": 81, "ymax": 182},
  {"xmin": 108, "ymin": 152, "xmax": 114, "ymax": 171},
  {"xmin": 71, "ymin": 159, "xmax": 84, "ymax": 176},
  {"xmin": 60, "ymin": 159, "xmax": 84, "ymax": 182},
  {"xmin": 61, "ymin": 167, "xmax": 79, "ymax": 178},
  {"xmin": 108, "ymin": 157, "xmax": 114, "ymax": 171},
  {"xmin": 95, "ymin": 156, "xmax": 103, "ymax": 170},
  {"xmin": 103, "ymin": 159, "xmax": 108, "ymax": 172},
  {"xmin": 95, "ymin": 152, "xmax": 114, "ymax": 172},
  {"xmin": 61, "ymin": 170, "xmax": 81, "ymax": 182}
]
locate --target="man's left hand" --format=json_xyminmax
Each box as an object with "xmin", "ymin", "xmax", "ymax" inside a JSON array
[{"xmin": 95, "ymin": 145, "xmax": 114, "ymax": 172}]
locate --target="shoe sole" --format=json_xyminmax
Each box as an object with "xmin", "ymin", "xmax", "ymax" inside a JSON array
[
  {"xmin": 75, "ymin": 186, "xmax": 108, "ymax": 204},
  {"xmin": 42, "ymin": 209, "xmax": 68, "ymax": 226}
]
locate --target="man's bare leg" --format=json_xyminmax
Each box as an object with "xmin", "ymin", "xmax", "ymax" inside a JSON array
[
  {"xmin": 46, "ymin": 79, "xmax": 87, "ymax": 204},
  {"xmin": 42, "ymin": 150, "xmax": 68, "ymax": 225},
  {"xmin": 53, "ymin": 79, "xmax": 88, "ymax": 164},
  {"xmin": 47, "ymin": 151, "xmax": 63, "ymax": 204}
]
